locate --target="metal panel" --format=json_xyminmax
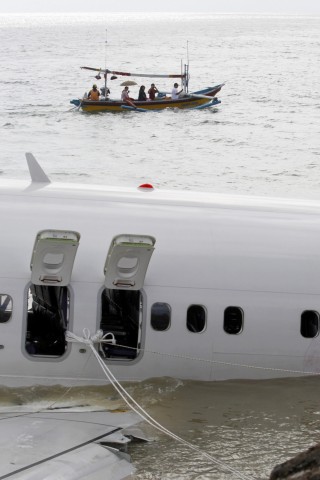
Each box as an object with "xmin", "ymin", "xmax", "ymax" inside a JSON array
[
  {"xmin": 30, "ymin": 230, "xmax": 80, "ymax": 286},
  {"xmin": 104, "ymin": 234, "xmax": 155, "ymax": 290}
]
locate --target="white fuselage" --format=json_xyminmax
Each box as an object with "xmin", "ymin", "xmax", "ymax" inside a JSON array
[{"xmin": 1, "ymin": 177, "xmax": 320, "ymax": 387}]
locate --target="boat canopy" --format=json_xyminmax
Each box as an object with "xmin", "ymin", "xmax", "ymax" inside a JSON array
[{"xmin": 81, "ymin": 66, "xmax": 185, "ymax": 79}]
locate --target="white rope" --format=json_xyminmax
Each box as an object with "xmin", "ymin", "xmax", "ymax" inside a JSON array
[
  {"xmin": 105, "ymin": 341, "xmax": 320, "ymax": 377},
  {"xmin": 66, "ymin": 329, "xmax": 116, "ymax": 346},
  {"xmin": 0, "ymin": 331, "xmax": 115, "ymax": 418},
  {"xmin": 66, "ymin": 329, "xmax": 254, "ymax": 480}
]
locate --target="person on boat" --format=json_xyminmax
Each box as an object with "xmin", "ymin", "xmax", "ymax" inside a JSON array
[
  {"xmin": 121, "ymin": 86, "xmax": 131, "ymax": 101},
  {"xmin": 148, "ymin": 83, "xmax": 158, "ymax": 100},
  {"xmin": 100, "ymin": 86, "xmax": 110, "ymax": 98},
  {"xmin": 138, "ymin": 85, "xmax": 147, "ymax": 101},
  {"xmin": 121, "ymin": 86, "xmax": 136, "ymax": 107},
  {"xmin": 88, "ymin": 84, "xmax": 100, "ymax": 101},
  {"xmin": 171, "ymin": 82, "xmax": 183, "ymax": 100}
]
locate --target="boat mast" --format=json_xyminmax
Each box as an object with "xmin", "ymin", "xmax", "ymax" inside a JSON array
[
  {"xmin": 181, "ymin": 41, "xmax": 190, "ymax": 94},
  {"xmin": 185, "ymin": 40, "xmax": 190, "ymax": 93},
  {"xmin": 181, "ymin": 59, "xmax": 184, "ymax": 92},
  {"xmin": 104, "ymin": 29, "xmax": 108, "ymax": 96}
]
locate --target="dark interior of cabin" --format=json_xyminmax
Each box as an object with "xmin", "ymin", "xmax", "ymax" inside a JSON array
[
  {"xmin": 100, "ymin": 288, "xmax": 141, "ymax": 360},
  {"xmin": 25, "ymin": 285, "xmax": 69, "ymax": 357}
]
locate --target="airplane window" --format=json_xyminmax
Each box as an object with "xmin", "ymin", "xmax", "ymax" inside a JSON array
[
  {"xmin": 187, "ymin": 305, "xmax": 206, "ymax": 333},
  {"xmin": 151, "ymin": 302, "xmax": 171, "ymax": 331},
  {"xmin": 301, "ymin": 310, "xmax": 319, "ymax": 338},
  {"xmin": 0, "ymin": 294, "xmax": 13, "ymax": 323},
  {"xmin": 224, "ymin": 306, "xmax": 243, "ymax": 334}
]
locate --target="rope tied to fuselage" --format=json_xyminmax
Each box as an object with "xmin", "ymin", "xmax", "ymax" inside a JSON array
[
  {"xmin": 66, "ymin": 329, "xmax": 320, "ymax": 378},
  {"xmin": 66, "ymin": 328, "xmax": 254, "ymax": 480},
  {"xmin": 66, "ymin": 328, "xmax": 116, "ymax": 346}
]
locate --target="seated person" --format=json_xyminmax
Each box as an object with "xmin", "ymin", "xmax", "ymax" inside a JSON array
[
  {"xmin": 138, "ymin": 85, "xmax": 147, "ymax": 101},
  {"xmin": 121, "ymin": 86, "xmax": 136, "ymax": 107},
  {"xmin": 121, "ymin": 86, "xmax": 131, "ymax": 101},
  {"xmin": 100, "ymin": 86, "xmax": 110, "ymax": 98},
  {"xmin": 88, "ymin": 84, "xmax": 100, "ymax": 101},
  {"xmin": 171, "ymin": 82, "xmax": 183, "ymax": 100},
  {"xmin": 148, "ymin": 83, "xmax": 158, "ymax": 100}
]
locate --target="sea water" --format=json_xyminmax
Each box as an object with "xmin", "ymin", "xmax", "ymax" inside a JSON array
[
  {"xmin": 0, "ymin": 12, "xmax": 320, "ymax": 480},
  {"xmin": 1, "ymin": 377, "xmax": 320, "ymax": 479},
  {"xmin": 0, "ymin": 13, "xmax": 319, "ymax": 198}
]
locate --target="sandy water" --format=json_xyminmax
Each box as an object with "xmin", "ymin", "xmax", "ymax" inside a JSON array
[{"xmin": 1, "ymin": 376, "xmax": 320, "ymax": 479}]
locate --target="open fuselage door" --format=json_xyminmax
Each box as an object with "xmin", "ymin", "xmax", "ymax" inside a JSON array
[
  {"xmin": 104, "ymin": 234, "xmax": 155, "ymax": 290},
  {"xmin": 30, "ymin": 230, "xmax": 80, "ymax": 286},
  {"xmin": 100, "ymin": 234, "xmax": 156, "ymax": 360},
  {"xmin": 26, "ymin": 230, "xmax": 80, "ymax": 357}
]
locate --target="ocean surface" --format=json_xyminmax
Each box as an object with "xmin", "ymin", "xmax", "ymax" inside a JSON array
[
  {"xmin": 0, "ymin": 12, "xmax": 320, "ymax": 198},
  {"xmin": 1, "ymin": 12, "xmax": 320, "ymax": 480}
]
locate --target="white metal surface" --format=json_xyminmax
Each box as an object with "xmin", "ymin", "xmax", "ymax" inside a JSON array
[
  {"xmin": 104, "ymin": 234, "xmax": 155, "ymax": 290},
  {"xmin": 30, "ymin": 230, "xmax": 80, "ymax": 286},
  {"xmin": 0, "ymin": 410, "xmax": 138, "ymax": 479},
  {"xmin": 1, "ymin": 154, "xmax": 320, "ymax": 386}
]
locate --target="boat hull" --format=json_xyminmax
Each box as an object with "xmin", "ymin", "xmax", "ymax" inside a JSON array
[{"xmin": 77, "ymin": 84, "xmax": 224, "ymax": 112}]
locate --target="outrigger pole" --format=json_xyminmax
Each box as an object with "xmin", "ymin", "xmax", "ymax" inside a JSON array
[{"xmin": 81, "ymin": 66, "xmax": 186, "ymax": 80}]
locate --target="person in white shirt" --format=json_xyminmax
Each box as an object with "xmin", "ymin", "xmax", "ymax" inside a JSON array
[
  {"xmin": 171, "ymin": 82, "xmax": 183, "ymax": 100},
  {"xmin": 121, "ymin": 86, "xmax": 130, "ymax": 101}
]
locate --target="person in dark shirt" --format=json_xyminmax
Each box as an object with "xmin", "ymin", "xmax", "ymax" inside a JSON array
[
  {"xmin": 138, "ymin": 85, "xmax": 147, "ymax": 101},
  {"xmin": 148, "ymin": 83, "xmax": 158, "ymax": 100}
]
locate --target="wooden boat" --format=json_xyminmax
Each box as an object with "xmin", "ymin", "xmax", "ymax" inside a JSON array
[{"xmin": 70, "ymin": 65, "xmax": 224, "ymax": 112}]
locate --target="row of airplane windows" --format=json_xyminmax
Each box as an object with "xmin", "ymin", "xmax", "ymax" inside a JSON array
[
  {"xmin": 152, "ymin": 303, "xmax": 320, "ymax": 338},
  {"xmin": 1, "ymin": 294, "xmax": 319, "ymax": 339}
]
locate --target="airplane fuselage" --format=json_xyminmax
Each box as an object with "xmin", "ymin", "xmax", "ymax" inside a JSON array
[{"xmin": 1, "ymin": 173, "xmax": 320, "ymax": 387}]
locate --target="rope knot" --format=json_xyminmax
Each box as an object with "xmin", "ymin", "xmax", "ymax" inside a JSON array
[{"xmin": 65, "ymin": 329, "xmax": 115, "ymax": 345}]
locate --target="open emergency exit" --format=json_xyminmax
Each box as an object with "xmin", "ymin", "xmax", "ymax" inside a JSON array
[
  {"xmin": 30, "ymin": 230, "xmax": 80, "ymax": 286},
  {"xmin": 26, "ymin": 230, "xmax": 80, "ymax": 357},
  {"xmin": 103, "ymin": 234, "xmax": 155, "ymax": 290},
  {"xmin": 100, "ymin": 234, "xmax": 156, "ymax": 360}
]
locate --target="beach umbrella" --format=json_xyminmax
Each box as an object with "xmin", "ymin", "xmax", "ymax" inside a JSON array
[{"xmin": 120, "ymin": 80, "xmax": 137, "ymax": 86}]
